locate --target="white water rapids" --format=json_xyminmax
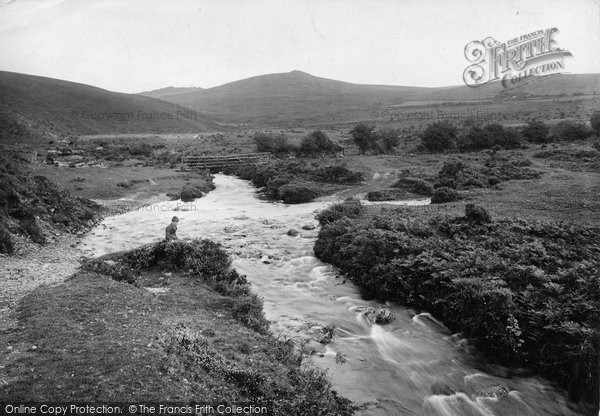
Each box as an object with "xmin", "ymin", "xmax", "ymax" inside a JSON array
[{"xmin": 81, "ymin": 174, "xmax": 584, "ymax": 416}]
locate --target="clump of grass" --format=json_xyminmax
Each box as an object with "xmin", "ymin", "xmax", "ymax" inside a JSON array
[{"xmin": 430, "ymin": 186, "xmax": 460, "ymax": 204}]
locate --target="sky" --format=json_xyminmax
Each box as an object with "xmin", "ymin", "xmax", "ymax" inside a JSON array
[{"xmin": 0, "ymin": 0, "xmax": 598, "ymax": 93}]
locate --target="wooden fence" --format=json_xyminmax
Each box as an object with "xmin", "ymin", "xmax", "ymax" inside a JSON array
[{"xmin": 181, "ymin": 152, "xmax": 271, "ymax": 170}]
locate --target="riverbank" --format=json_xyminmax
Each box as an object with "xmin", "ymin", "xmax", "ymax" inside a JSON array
[
  {"xmin": 0, "ymin": 153, "xmax": 215, "ymax": 328},
  {"xmin": 314, "ymin": 201, "xmax": 600, "ymax": 414},
  {"xmin": 0, "ymin": 239, "xmax": 354, "ymax": 414}
]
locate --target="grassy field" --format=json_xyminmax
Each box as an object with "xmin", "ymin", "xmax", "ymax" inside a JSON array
[
  {"xmin": 334, "ymin": 140, "xmax": 600, "ymax": 225},
  {"xmin": 31, "ymin": 164, "xmax": 206, "ymax": 201}
]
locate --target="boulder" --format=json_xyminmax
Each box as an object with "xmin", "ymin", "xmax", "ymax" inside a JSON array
[
  {"xmin": 356, "ymin": 306, "xmax": 394, "ymax": 324},
  {"xmin": 287, "ymin": 229, "xmax": 299, "ymax": 236},
  {"xmin": 302, "ymin": 224, "xmax": 316, "ymax": 230},
  {"xmin": 180, "ymin": 185, "xmax": 203, "ymax": 202},
  {"xmin": 476, "ymin": 386, "xmax": 509, "ymax": 398},
  {"xmin": 224, "ymin": 225, "xmax": 240, "ymax": 234}
]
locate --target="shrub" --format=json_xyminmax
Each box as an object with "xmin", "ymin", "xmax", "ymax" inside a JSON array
[
  {"xmin": 180, "ymin": 184, "xmax": 204, "ymax": 202},
  {"xmin": 265, "ymin": 176, "xmax": 291, "ymax": 199},
  {"xmin": 254, "ymin": 133, "xmax": 294, "ymax": 154},
  {"xmin": 439, "ymin": 161, "xmax": 465, "ymax": 178},
  {"xmin": 231, "ymin": 294, "xmax": 269, "ymax": 334},
  {"xmin": 349, "ymin": 123, "xmax": 377, "ymax": 154},
  {"xmin": 0, "ymin": 176, "xmax": 20, "ymax": 210},
  {"xmin": 316, "ymin": 199, "xmax": 365, "ymax": 225},
  {"xmin": 431, "ymin": 187, "xmax": 460, "ymax": 204},
  {"xmin": 487, "ymin": 176, "xmax": 501, "ymax": 186},
  {"xmin": 127, "ymin": 142, "xmax": 153, "ymax": 157},
  {"xmin": 367, "ymin": 190, "xmax": 395, "ymax": 201},
  {"xmin": 0, "ymin": 223, "xmax": 14, "ymax": 254},
  {"xmin": 278, "ymin": 184, "xmax": 319, "ymax": 204},
  {"xmin": 522, "ymin": 120, "xmax": 550, "ymax": 143},
  {"xmin": 300, "ymin": 131, "xmax": 341, "ymax": 155},
  {"xmin": 462, "ymin": 176, "xmax": 486, "ymax": 188},
  {"xmin": 179, "ymin": 175, "xmax": 215, "ymax": 202},
  {"xmin": 553, "ymin": 121, "xmax": 592, "ymax": 142},
  {"xmin": 310, "ymin": 165, "xmax": 364, "ymax": 184},
  {"xmin": 464, "ymin": 204, "xmax": 492, "ymax": 223},
  {"xmin": 457, "ymin": 124, "xmax": 521, "ymax": 151},
  {"xmin": 392, "ymin": 177, "xmax": 434, "ymax": 195},
  {"xmin": 314, "ymin": 209, "xmax": 600, "ymax": 406},
  {"xmin": 591, "ymin": 111, "xmax": 600, "ymax": 136},
  {"xmin": 421, "ymin": 121, "xmax": 457, "ymax": 152},
  {"xmin": 12, "ymin": 206, "xmax": 45, "ymax": 243},
  {"xmin": 84, "ymin": 240, "xmax": 251, "ymax": 294},
  {"xmin": 375, "ymin": 128, "xmax": 401, "ymax": 152}
]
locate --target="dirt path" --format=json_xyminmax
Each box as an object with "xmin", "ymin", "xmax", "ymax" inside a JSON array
[{"xmin": 0, "ymin": 234, "xmax": 84, "ymax": 331}]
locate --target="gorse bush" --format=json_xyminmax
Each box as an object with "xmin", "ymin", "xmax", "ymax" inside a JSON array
[
  {"xmin": 12, "ymin": 206, "xmax": 45, "ymax": 243},
  {"xmin": 0, "ymin": 222, "xmax": 14, "ymax": 254},
  {"xmin": 316, "ymin": 199, "xmax": 365, "ymax": 226},
  {"xmin": 299, "ymin": 130, "xmax": 342, "ymax": 155},
  {"xmin": 179, "ymin": 175, "xmax": 215, "ymax": 202},
  {"xmin": 82, "ymin": 239, "xmax": 267, "ymax": 333},
  {"xmin": 253, "ymin": 133, "xmax": 294, "ymax": 154},
  {"xmin": 278, "ymin": 184, "xmax": 319, "ymax": 204},
  {"xmin": 432, "ymin": 157, "xmax": 540, "ymax": 193},
  {"xmin": 349, "ymin": 123, "xmax": 376, "ymax": 154},
  {"xmin": 522, "ymin": 120, "xmax": 550, "ymax": 143},
  {"xmin": 553, "ymin": 121, "xmax": 592, "ymax": 142},
  {"xmin": 310, "ymin": 164, "xmax": 365, "ymax": 184},
  {"xmin": 457, "ymin": 123, "xmax": 521, "ymax": 152},
  {"xmin": 254, "ymin": 130, "xmax": 344, "ymax": 157},
  {"xmin": 349, "ymin": 123, "xmax": 402, "ymax": 154},
  {"xmin": 314, "ymin": 205, "xmax": 600, "ymax": 406},
  {"xmin": 127, "ymin": 142, "xmax": 154, "ymax": 157},
  {"xmin": 430, "ymin": 186, "xmax": 460, "ymax": 204},
  {"xmin": 376, "ymin": 128, "xmax": 402, "ymax": 152},
  {"xmin": 0, "ymin": 154, "xmax": 100, "ymax": 247},
  {"xmin": 367, "ymin": 190, "xmax": 396, "ymax": 201},
  {"xmin": 392, "ymin": 177, "xmax": 434, "ymax": 196},
  {"xmin": 420, "ymin": 121, "xmax": 457, "ymax": 152},
  {"xmin": 164, "ymin": 325, "xmax": 354, "ymax": 415},
  {"xmin": 223, "ymin": 161, "xmax": 364, "ymax": 203}
]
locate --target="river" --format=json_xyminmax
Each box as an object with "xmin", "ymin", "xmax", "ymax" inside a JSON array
[{"xmin": 81, "ymin": 174, "xmax": 584, "ymax": 416}]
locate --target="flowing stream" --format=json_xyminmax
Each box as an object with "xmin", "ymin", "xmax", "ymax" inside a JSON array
[{"xmin": 82, "ymin": 174, "xmax": 584, "ymax": 416}]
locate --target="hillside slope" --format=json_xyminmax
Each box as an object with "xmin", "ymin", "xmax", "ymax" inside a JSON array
[
  {"xmin": 0, "ymin": 71, "xmax": 221, "ymax": 145},
  {"xmin": 140, "ymin": 71, "xmax": 600, "ymax": 127}
]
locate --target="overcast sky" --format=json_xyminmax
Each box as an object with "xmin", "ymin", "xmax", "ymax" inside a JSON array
[{"xmin": 0, "ymin": 0, "xmax": 598, "ymax": 93}]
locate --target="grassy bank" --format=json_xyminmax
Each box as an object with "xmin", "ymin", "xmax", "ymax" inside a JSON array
[
  {"xmin": 0, "ymin": 153, "xmax": 101, "ymax": 254},
  {"xmin": 222, "ymin": 160, "xmax": 364, "ymax": 203},
  {"xmin": 314, "ymin": 202, "xmax": 599, "ymax": 412},
  {"xmin": 0, "ymin": 240, "xmax": 354, "ymax": 415}
]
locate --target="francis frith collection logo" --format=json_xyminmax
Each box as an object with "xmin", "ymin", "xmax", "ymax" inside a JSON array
[{"xmin": 463, "ymin": 27, "xmax": 572, "ymax": 88}]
